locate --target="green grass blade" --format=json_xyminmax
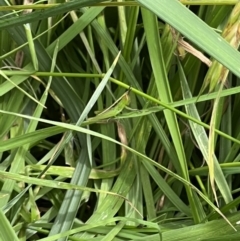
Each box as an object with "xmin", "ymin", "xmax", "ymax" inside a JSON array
[
  {"xmin": 178, "ymin": 59, "xmax": 233, "ymax": 205},
  {"xmin": 0, "ymin": 209, "xmax": 19, "ymax": 241},
  {"xmin": 137, "ymin": 0, "xmax": 240, "ymax": 79},
  {"xmin": 24, "ymin": 23, "xmax": 38, "ymax": 70},
  {"xmin": 48, "ymin": 52, "xmax": 122, "ymax": 239},
  {"xmin": 141, "ymin": 7, "xmax": 199, "ymax": 222},
  {"xmin": 0, "ymin": 0, "xmax": 106, "ymax": 29}
]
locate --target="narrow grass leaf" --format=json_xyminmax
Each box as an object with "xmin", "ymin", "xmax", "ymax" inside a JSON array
[
  {"xmin": 24, "ymin": 23, "xmax": 38, "ymax": 70},
  {"xmin": 141, "ymin": 7, "xmax": 199, "ymax": 222},
  {"xmin": 0, "ymin": 69, "xmax": 44, "ymax": 107},
  {"xmin": 0, "ymin": 209, "xmax": 19, "ymax": 241},
  {"xmin": 178, "ymin": 60, "xmax": 233, "ymax": 207},
  {"xmin": 48, "ymin": 51, "xmax": 122, "ymax": 239},
  {"xmin": 0, "ymin": 0, "xmax": 106, "ymax": 29},
  {"xmin": 0, "ymin": 108, "xmax": 233, "ymax": 226}
]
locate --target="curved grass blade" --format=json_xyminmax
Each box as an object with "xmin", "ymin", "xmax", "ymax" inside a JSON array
[
  {"xmin": 178, "ymin": 59, "xmax": 233, "ymax": 214},
  {"xmin": 0, "ymin": 0, "xmax": 106, "ymax": 29},
  {"xmin": 0, "ymin": 108, "xmax": 236, "ymax": 230},
  {"xmin": 141, "ymin": 7, "xmax": 199, "ymax": 222},
  {"xmin": 0, "ymin": 40, "xmax": 59, "ymax": 208},
  {"xmin": 136, "ymin": 0, "xmax": 240, "ymax": 80},
  {"xmin": 0, "ymin": 170, "xmax": 127, "ymax": 198},
  {"xmin": 0, "ymin": 209, "xmax": 19, "ymax": 241},
  {"xmin": 38, "ymin": 217, "xmax": 161, "ymax": 241},
  {"xmin": 48, "ymin": 52, "xmax": 122, "ymax": 239}
]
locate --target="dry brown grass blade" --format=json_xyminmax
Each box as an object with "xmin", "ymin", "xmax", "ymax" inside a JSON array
[
  {"xmin": 177, "ymin": 37, "xmax": 212, "ymax": 67},
  {"xmin": 170, "ymin": 27, "xmax": 211, "ymax": 66}
]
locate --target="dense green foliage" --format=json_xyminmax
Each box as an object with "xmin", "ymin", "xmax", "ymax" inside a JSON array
[{"xmin": 1, "ymin": 1, "xmax": 240, "ymax": 240}]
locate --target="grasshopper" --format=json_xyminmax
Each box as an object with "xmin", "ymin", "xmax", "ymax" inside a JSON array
[{"xmin": 85, "ymin": 88, "xmax": 131, "ymax": 125}]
